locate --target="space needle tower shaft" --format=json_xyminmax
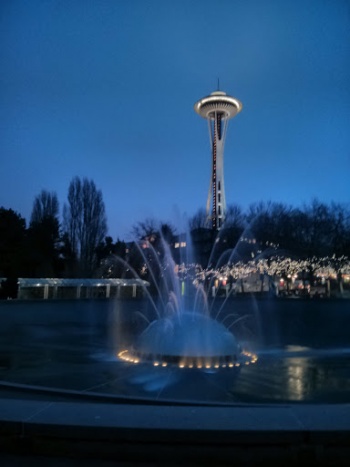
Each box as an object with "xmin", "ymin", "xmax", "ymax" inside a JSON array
[{"xmin": 194, "ymin": 90, "xmax": 242, "ymax": 230}]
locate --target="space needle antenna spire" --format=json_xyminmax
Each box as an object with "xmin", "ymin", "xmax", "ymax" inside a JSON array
[{"xmin": 194, "ymin": 88, "xmax": 242, "ymax": 230}]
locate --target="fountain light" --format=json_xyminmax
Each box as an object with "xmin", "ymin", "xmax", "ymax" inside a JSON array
[{"xmin": 117, "ymin": 348, "xmax": 258, "ymax": 369}]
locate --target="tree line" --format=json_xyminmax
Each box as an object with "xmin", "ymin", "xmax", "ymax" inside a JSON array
[
  {"xmin": 1, "ymin": 174, "xmax": 349, "ymax": 298},
  {"xmin": 187, "ymin": 200, "xmax": 350, "ymax": 266},
  {"xmin": 128, "ymin": 201, "xmax": 350, "ymax": 288},
  {"xmin": 0, "ymin": 176, "xmax": 108, "ymax": 297}
]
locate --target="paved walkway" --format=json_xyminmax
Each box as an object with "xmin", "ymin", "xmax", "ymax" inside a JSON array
[{"xmin": 1, "ymin": 395, "xmax": 350, "ymax": 465}]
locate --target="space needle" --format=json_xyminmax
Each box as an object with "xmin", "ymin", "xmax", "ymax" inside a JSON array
[{"xmin": 194, "ymin": 89, "xmax": 242, "ymax": 230}]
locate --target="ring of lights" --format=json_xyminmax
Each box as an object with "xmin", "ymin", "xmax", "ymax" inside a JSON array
[
  {"xmin": 117, "ymin": 349, "xmax": 258, "ymax": 369},
  {"xmin": 117, "ymin": 311, "xmax": 257, "ymax": 370}
]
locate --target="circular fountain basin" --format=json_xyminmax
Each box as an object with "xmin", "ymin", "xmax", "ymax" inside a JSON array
[{"xmin": 118, "ymin": 311, "xmax": 257, "ymax": 368}]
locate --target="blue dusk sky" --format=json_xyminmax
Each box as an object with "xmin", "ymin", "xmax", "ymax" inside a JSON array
[{"xmin": 1, "ymin": 0, "xmax": 349, "ymax": 240}]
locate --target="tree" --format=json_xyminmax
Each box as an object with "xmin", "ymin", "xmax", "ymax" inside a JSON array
[
  {"xmin": 63, "ymin": 177, "xmax": 107, "ymax": 277},
  {"xmin": 245, "ymin": 201, "xmax": 302, "ymax": 256},
  {"xmin": 225, "ymin": 204, "xmax": 245, "ymax": 230},
  {"xmin": 328, "ymin": 202, "xmax": 350, "ymax": 257},
  {"xmin": 300, "ymin": 199, "xmax": 335, "ymax": 257},
  {"xmin": 60, "ymin": 232, "xmax": 78, "ymax": 277},
  {"xmin": 0, "ymin": 207, "xmax": 27, "ymax": 298},
  {"xmin": 30, "ymin": 190, "xmax": 59, "ymax": 225},
  {"xmin": 95, "ymin": 236, "xmax": 128, "ymax": 278},
  {"xmin": 188, "ymin": 208, "xmax": 208, "ymax": 231},
  {"xmin": 219, "ymin": 203, "xmax": 246, "ymax": 251},
  {"xmin": 131, "ymin": 218, "xmax": 159, "ymax": 243},
  {"xmin": 160, "ymin": 223, "xmax": 177, "ymax": 245},
  {"xmin": 27, "ymin": 190, "xmax": 61, "ymax": 277},
  {"xmin": 63, "ymin": 177, "xmax": 83, "ymax": 258}
]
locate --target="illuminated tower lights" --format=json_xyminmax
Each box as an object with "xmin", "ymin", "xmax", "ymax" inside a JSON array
[{"xmin": 194, "ymin": 90, "xmax": 242, "ymax": 230}]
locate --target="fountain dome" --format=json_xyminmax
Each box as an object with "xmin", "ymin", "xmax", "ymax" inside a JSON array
[
  {"xmin": 118, "ymin": 311, "xmax": 257, "ymax": 369},
  {"xmin": 136, "ymin": 311, "xmax": 239, "ymax": 357}
]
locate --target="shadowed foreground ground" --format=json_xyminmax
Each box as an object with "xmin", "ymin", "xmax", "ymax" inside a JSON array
[{"xmin": 0, "ymin": 298, "xmax": 350, "ymax": 465}]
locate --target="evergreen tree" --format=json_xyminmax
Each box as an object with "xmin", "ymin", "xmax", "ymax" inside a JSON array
[
  {"xmin": 27, "ymin": 190, "xmax": 61, "ymax": 277},
  {"xmin": 0, "ymin": 207, "xmax": 27, "ymax": 297}
]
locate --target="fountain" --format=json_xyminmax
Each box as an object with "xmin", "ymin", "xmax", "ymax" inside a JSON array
[
  {"xmin": 0, "ymin": 225, "xmax": 349, "ymax": 406},
  {"xmin": 118, "ymin": 312, "xmax": 256, "ymax": 369},
  {"xmin": 114, "ymin": 230, "xmax": 258, "ymax": 376},
  {"xmin": 1, "ymin": 231, "xmax": 349, "ymax": 467}
]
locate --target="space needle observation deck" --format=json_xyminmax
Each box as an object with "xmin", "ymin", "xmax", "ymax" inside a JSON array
[{"xmin": 194, "ymin": 90, "xmax": 242, "ymax": 230}]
